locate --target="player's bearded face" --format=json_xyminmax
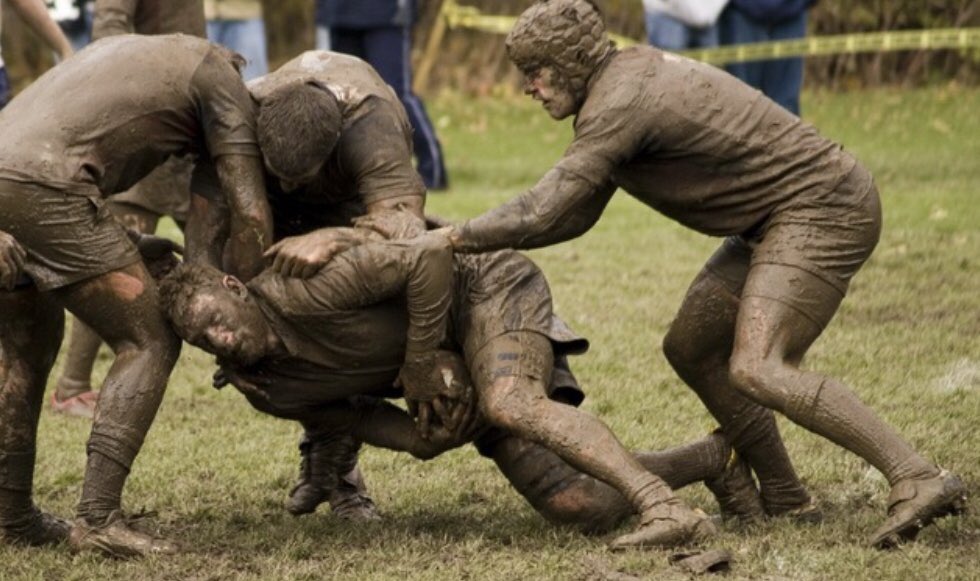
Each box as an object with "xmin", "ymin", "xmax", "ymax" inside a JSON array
[{"xmin": 179, "ymin": 282, "xmax": 270, "ymax": 365}]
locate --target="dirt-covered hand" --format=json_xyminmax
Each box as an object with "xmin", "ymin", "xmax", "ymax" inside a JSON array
[
  {"xmin": 216, "ymin": 363, "xmax": 274, "ymax": 405},
  {"xmin": 0, "ymin": 230, "xmax": 27, "ymax": 290},
  {"xmin": 264, "ymin": 228, "xmax": 365, "ymax": 278},
  {"xmin": 400, "ymin": 350, "xmax": 474, "ymax": 439},
  {"xmin": 127, "ymin": 232, "xmax": 183, "ymax": 280}
]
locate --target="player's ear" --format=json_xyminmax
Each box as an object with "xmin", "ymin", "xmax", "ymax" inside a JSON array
[{"xmin": 221, "ymin": 275, "xmax": 248, "ymax": 298}]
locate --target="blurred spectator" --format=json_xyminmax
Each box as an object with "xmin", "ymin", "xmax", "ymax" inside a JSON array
[
  {"xmin": 47, "ymin": 0, "xmax": 92, "ymax": 52},
  {"xmin": 719, "ymin": 0, "xmax": 816, "ymax": 115},
  {"xmin": 204, "ymin": 0, "xmax": 267, "ymax": 80},
  {"xmin": 1, "ymin": 0, "xmax": 74, "ymax": 107},
  {"xmin": 642, "ymin": 0, "xmax": 727, "ymax": 51},
  {"xmin": 317, "ymin": 0, "xmax": 449, "ymax": 191}
]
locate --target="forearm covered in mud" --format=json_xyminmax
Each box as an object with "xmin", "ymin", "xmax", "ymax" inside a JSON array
[{"xmin": 454, "ymin": 172, "xmax": 615, "ymax": 253}]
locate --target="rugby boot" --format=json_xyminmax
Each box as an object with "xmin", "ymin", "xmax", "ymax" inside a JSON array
[
  {"xmin": 69, "ymin": 511, "xmax": 177, "ymax": 558},
  {"xmin": 327, "ymin": 467, "xmax": 381, "ymax": 522},
  {"xmin": 0, "ymin": 506, "xmax": 70, "ymax": 546},
  {"xmin": 609, "ymin": 503, "xmax": 718, "ymax": 550},
  {"xmin": 761, "ymin": 483, "xmax": 823, "ymax": 524},
  {"xmin": 704, "ymin": 450, "xmax": 766, "ymax": 523},
  {"xmin": 869, "ymin": 469, "xmax": 967, "ymax": 549},
  {"xmin": 286, "ymin": 432, "xmax": 357, "ymax": 516}
]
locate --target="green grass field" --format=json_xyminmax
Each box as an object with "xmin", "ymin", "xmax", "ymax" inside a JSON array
[{"xmin": 4, "ymin": 86, "xmax": 979, "ymax": 580}]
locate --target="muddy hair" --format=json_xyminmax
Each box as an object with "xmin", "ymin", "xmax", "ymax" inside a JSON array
[
  {"xmin": 158, "ymin": 262, "xmax": 226, "ymax": 328},
  {"xmin": 257, "ymin": 81, "xmax": 342, "ymax": 180}
]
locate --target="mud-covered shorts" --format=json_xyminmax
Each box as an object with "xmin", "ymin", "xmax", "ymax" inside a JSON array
[
  {"xmin": 706, "ymin": 164, "xmax": 882, "ymax": 327},
  {"xmin": 0, "ymin": 181, "xmax": 141, "ymax": 291}
]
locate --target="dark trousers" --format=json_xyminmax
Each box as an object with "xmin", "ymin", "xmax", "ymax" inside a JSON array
[
  {"xmin": 331, "ymin": 25, "xmax": 449, "ymax": 190},
  {"xmin": 720, "ymin": 6, "xmax": 807, "ymax": 116},
  {"xmin": 0, "ymin": 68, "xmax": 10, "ymax": 110}
]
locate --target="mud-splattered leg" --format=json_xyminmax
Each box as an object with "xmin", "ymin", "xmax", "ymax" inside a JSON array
[
  {"xmin": 55, "ymin": 262, "xmax": 181, "ymax": 557},
  {"xmin": 664, "ymin": 240, "xmax": 813, "ymax": 516},
  {"xmin": 55, "ymin": 203, "xmax": 163, "ymax": 405},
  {"xmin": 0, "ymin": 287, "xmax": 68, "ymax": 545}
]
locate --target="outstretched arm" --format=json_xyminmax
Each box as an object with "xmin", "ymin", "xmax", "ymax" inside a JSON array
[
  {"xmin": 9, "ymin": 0, "xmax": 73, "ymax": 59},
  {"xmin": 448, "ymin": 177, "xmax": 616, "ymax": 253}
]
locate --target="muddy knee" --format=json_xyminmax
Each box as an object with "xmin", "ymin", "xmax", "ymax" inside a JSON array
[
  {"xmin": 479, "ymin": 378, "xmax": 536, "ymax": 433},
  {"xmin": 728, "ymin": 355, "xmax": 786, "ymax": 411}
]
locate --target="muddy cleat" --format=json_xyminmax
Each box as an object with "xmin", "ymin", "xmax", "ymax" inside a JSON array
[
  {"xmin": 328, "ymin": 468, "xmax": 381, "ymax": 522},
  {"xmin": 609, "ymin": 504, "xmax": 718, "ymax": 550},
  {"xmin": 69, "ymin": 511, "xmax": 177, "ymax": 558},
  {"xmin": 769, "ymin": 498, "xmax": 823, "ymax": 524},
  {"xmin": 50, "ymin": 389, "xmax": 98, "ymax": 419},
  {"xmin": 0, "ymin": 507, "xmax": 70, "ymax": 546},
  {"xmin": 704, "ymin": 450, "xmax": 765, "ymax": 523},
  {"xmin": 869, "ymin": 469, "xmax": 967, "ymax": 550},
  {"xmin": 669, "ymin": 548, "xmax": 733, "ymax": 575},
  {"xmin": 286, "ymin": 480, "xmax": 330, "ymax": 516}
]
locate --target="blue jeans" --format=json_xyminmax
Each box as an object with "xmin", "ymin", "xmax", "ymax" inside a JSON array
[
  {"xmin": 0, "ymin": 67, "xmax": 10, "ymax": 110},
  {"xmin": 331, "ymin": 25, "xmax": 449, "ymax": 190},
  {"xmin": 207, "ymin": 18, "xmax": 269, "ymax": 81},
  {"xmin": 720, "ymin": 6, "xmax": 807, "ymax": 115},
  {"xmin": 644, "ymin": 11, "xmax": 718, "ymax": 51}
]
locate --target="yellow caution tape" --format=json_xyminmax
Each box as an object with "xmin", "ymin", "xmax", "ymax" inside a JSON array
[{"xmin": 440, "ymin": 0, "xmax": 980, "ymax": 65}]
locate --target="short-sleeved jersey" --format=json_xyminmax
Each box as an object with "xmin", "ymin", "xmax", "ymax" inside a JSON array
[
  {"xmin": 247, "ymin": 51, "xmax": 425, "ymax": 221},
  {"xmin": 0, "ymin": 34, "xmax": 258, "ymax": 199},
  {"xmin": 92, "ymin": 0, "xmax": 206, "ymax": 39},
  {"xmin": 546, "ymin": 46, "xmax": 856, "ymax": 237}
]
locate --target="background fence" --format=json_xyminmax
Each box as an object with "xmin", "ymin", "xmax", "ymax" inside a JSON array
[{"xmin": 2, "ymin": 0, "xmax": 978, "ymax": 94}]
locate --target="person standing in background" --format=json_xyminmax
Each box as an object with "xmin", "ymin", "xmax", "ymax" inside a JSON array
[
  {"xmin": 46, "ymin": 0, "xmax": 92, "ymax": 53},
  {"xmin": 719, "ymin": 0, "xmax": 816, "ymax": 116},
  {"xmin": 204, "ymin": 0, "xmax": 268, "ymax": 81},
  {"xmin": 1, "ymin": 0, "xmax": 75, "ymax": 107},
  {"xmin": 317, "ymin": 0, "xmax": 449, "ymax": 191},
  {"xmin": 642, "ymin": 0, "xmax": 727, "ymax": 51}
]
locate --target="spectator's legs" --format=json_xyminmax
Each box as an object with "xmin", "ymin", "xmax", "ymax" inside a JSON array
[
  {"xmin": 720, "ymin": 6, "xmax": 767, "ymax": 91},
  {"xmin": 0, "ymin": 68, "xmax": 11, "ymax": 110},
  {"xmin": 361, "ymin": 26, "xmax": 448, "ymax": 190},
  {"xmin": 207, "ymin": 19, "xmax": 268, "ymax": 82},
  {"xmin": 644, "ymin": 11, "xmax": 691, "ymax": 51},
  {"xmin": 759, "ymin": 12, "xmax": 807, "ymax": 115}
]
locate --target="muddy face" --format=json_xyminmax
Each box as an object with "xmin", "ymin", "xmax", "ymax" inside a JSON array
[
  {"xmin": 523, "ymin": 67, "xmax": 578, "ymax": 120},
  {"xmin": 174, "ymin": 278, "xmax": 271, "ymax": 365}
]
